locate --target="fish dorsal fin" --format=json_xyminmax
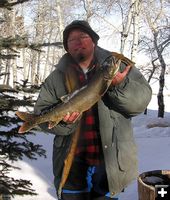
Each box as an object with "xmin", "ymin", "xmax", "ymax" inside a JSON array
[{"xmin": 112, "ymin": 52, "xmax": 135, "ymax": 66}]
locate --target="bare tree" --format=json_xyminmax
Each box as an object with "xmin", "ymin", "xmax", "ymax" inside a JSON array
[
  {"xmin": 118, "ymin": 0, "xmax": 142, "ymax": 61},
  {"xmin": 141, "ymin": 0, "xmax": 170, "ymax": 117}
]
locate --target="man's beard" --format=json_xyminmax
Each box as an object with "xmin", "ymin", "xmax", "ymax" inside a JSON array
[{"xmin": 74, "ymin": 52, "xmax": 86, "ymax": 63}]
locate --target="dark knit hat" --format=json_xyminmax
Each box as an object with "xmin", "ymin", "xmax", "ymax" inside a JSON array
[{"xmin": 63, "ymin": 20, "xmax": 100, "ymax": 50}]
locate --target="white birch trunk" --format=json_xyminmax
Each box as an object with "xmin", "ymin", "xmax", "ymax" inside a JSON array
[
  {"xmin": 131, "ymin": 0, "xmax": 141, "ymax": 61},
  {"xmin": 56, "ymin": 0, "xmax": 64, "ymax": 54},
  {"xmin": 11, "ymin": 9, "xmax": 17, "ymax": 88},
  {"xmin": 120, "ymin": 0, "xmax": 135, "ymax": 54}
]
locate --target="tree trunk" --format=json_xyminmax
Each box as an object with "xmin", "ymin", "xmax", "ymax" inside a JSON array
[
  {"xmin": 153, "ymin": 32, "xmax": 166, "ymax": 118},
  {"xmin": 43, "ymin": 27, "xmax": 53, "ymax": 81},
  {"xmin": 22, "ymin": 48, "xmax": 27, "ymax": 80},
  {"xmin": 11, "ymin": 10, "xmax": 17, "ymax": 88},
  {"xmin": 56, "ymin": 0, "xmax": 64, "ymax": 54},
  {"xmin": 3, "ymin": 50, "xmax": 10, "ymax": 85},
  {"xmin": 30, "ymin": 51, "xmax": 37, "ymax": 84},
  {"xmin": 120, "ymin": 0, "xmax": 135, "ymax": 54},
  {"xmin": 131, "ymin": 0, "xmax": 141, "ymax": 62}
]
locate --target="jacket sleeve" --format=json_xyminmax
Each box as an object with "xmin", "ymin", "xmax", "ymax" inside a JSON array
[
  {"xmin": 34, "ymin": 69, "xmax": 79, "ymax": 135},
  {"xmin": 104, "ymin": 62, "xmax": 152, "ymax": 117}
]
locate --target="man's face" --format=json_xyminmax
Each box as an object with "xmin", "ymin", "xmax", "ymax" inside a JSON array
[{"xmin": 67, "ymin": 29, "xmax": 95, "ymax": 63}]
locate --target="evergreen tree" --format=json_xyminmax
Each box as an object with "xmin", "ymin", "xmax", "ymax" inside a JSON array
[
  {"xmin": 0, "ymin": 84, "xmax": 46, "ymax": 198},
  {"xmin": 0, "ymin": 1, "xmax": 47, "ymax": 198}
]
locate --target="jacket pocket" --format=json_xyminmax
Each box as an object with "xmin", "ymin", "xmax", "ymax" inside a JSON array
[{"xmin": 117, "ymin": 140, "xmax": 137, "ymax": 171}]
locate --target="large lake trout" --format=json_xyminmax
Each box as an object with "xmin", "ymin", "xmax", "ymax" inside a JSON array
[{"xmin": 16, "ymin": 56, "xmax": 130, "ymax": 133}]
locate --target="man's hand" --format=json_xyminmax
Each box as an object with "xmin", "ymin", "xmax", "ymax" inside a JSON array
[
  {"xmin": 63, "ymin": 112, "xmax": 81, "ymax": 123},
  {"xmin": 112, "ymin": 65, "xmax": 131, "ymax": 86}
]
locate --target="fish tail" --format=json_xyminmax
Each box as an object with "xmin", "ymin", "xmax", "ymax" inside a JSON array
[
  {"xmin": 18, "ymin": 121, "xmax": 35, "ymax": 133},
  {"xmin": 16, "ymin": 111, "xmax": 37, "ymax": 133}
]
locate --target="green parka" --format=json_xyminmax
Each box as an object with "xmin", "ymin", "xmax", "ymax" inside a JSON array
[{"xmin": 34, "ymin": 46, "xmax": 152, "ymax": 196}]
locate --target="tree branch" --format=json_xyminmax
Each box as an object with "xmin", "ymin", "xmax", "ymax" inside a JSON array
[
  {"xmin": 0, "ymin": 0, "xmax": 31, "ymax": 9},
  {"xmin": 0, "ymin": 36, "xmax": 63, "ymax": 53}
]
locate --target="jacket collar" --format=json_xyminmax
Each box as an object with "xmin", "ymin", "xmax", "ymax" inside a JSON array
[{"xmin": 56, "ymin": 46, "xmax": 113, "ymax": 73}]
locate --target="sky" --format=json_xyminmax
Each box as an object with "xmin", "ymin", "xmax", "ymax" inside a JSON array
[{"xmin": 2, "ymin": 78, "xmax": 170, "ymax": 200}]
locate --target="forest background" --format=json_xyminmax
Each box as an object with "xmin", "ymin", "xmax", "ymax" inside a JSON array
[
  {"xmin": 1, "ymin": 0, "xmax": 170, "ymax": 116},
  {"xmin": 0, "ymin": 0, "xmax": 170, "ymax": 199}
]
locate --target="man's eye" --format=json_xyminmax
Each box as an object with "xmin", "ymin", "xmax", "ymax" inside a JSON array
[
  {"xmin": 68, "ymin": 35, "xmax": 90, "ymax": 43},
  {"xmin": 81, "ymin": 35, "xmax": 90, "ymax": 39}
]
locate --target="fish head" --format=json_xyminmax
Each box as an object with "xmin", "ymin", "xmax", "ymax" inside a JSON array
[{"xmin": 102, "ymin": 56, "xmax": 121, "ymax": 80}]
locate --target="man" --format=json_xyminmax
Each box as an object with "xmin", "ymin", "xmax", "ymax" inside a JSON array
[{"xmin": 34, "ymin": 20, "xmax": 152, "ymax": 200}]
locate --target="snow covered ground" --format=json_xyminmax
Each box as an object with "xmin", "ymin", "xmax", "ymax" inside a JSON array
[{"xmin": 7, "ymin": 90, "xmax": 170, "ymax": 200}]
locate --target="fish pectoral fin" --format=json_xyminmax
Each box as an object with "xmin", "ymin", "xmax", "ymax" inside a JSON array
[
  {"xmin": 48, "ymin": 121, "xmax": 59, "ymax": 129},
  {"xmin": 72, "ymin": 113, "xmax": 82, "ymax": 123}
]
